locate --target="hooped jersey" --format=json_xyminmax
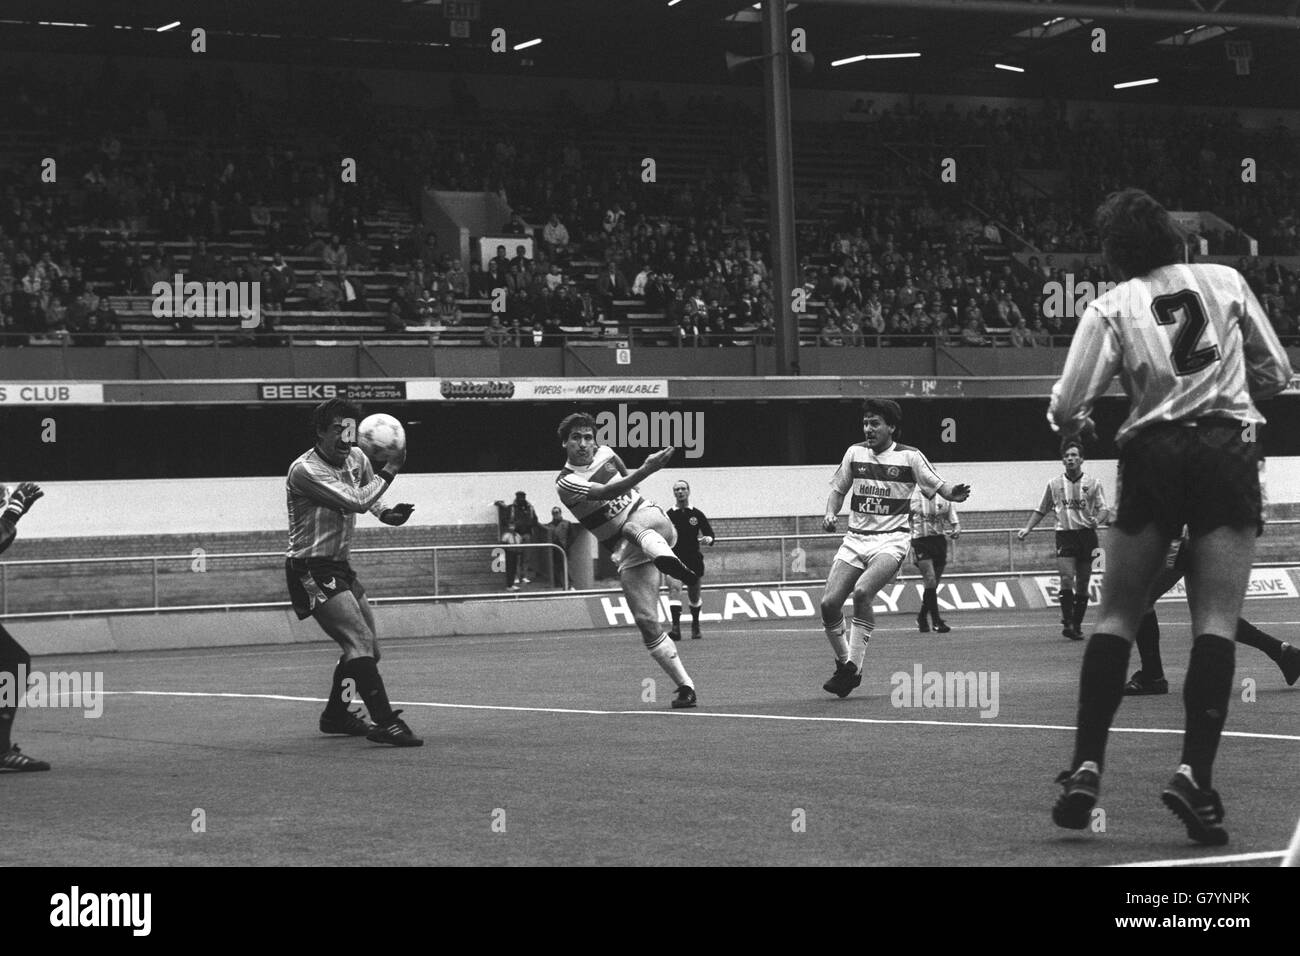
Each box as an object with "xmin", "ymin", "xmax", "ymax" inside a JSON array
[
  {"xmin": 831, "ymin": 441, "xmax": 945, "ymax": 535},
  {"xmin": 1037, "ymin": 472, "xmax": 1107, "ymax": 531},
  {"xmin": 556, "ymin": 445, "xmax": 644, "ymax": 543}
]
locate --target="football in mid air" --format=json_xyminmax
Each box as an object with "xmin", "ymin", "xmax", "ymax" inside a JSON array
[{"xmin": 357, "ymin": 413, "xmax": 406, "ymax": 462}]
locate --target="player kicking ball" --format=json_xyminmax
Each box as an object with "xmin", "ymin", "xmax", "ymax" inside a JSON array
[
  {"xmin": 1049, "ymin": 189, "xmax": 1293, "ymax": 845},
  {"xmin": 819, "ymin": 400, "xmax": 970, "ymax": 698},
  {"xmin": 1124, "ymin": 529, "xmax": 1300, "ymax": 695},
  {"xmin": 286, "ymin": 399, "xmax": 422, "ymax": 747},
  {"xmin": 554, "ymin": 413, "xmax": 699, "ymax": 709}
]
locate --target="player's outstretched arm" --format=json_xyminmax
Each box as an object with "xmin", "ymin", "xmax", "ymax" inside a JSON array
[
  {"xmin": 583, "ymin": 447, "xmax": 675, "ymax": 500},
  {"xmin": 938, "ymin": 481, "xmax": 971, "ymax": 503}
]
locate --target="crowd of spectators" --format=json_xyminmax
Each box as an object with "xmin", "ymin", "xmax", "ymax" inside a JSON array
[{"xmin": 2, "ymin": 60, "xmax": 1299, "ymax": 348}]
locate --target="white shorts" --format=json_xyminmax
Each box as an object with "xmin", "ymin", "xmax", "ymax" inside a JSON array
[
  {"xmin": 611, "ymin": 504, "xmax": 676, "ymax": 573},
  {"xmin": 833, "ymin": 529, "xmax": 910, "ymax": 572}
]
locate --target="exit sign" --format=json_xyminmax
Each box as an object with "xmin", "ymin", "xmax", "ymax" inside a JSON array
[{"xmin": 444, "ymin": 1, "xmax": 481, "ymax": 19}]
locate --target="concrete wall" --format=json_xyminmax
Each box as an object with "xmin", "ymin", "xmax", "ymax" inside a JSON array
[{"xmin": 11, "ymin": 458, "xmax": 1300, "ymax": 539}]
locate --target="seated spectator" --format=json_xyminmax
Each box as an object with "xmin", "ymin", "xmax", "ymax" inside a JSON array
[
  {"xmin": 1029, "ymin": 318, "xmax": 1052, "ymax": 347},
  {"xmin": 436, "ymin": 292, "xmax": 463, "ymax": 327},
  {"xmin": 502, "ymin": 213, "xmax": 529, "ymax": 236},
  {"xmin": 961, "ymin": 318, "xmax": 990, "ymax": 347},
  {"xmin": 445, "ymin": 258, "xmax": 469, "ymax": 296},
  {"xmin": 840, "ymin": 309, "xmax": 863, "ymax": 347},
  {"xmin": 482, "ymin": 314, "xmax": 511, "ymax": 347},
  {"xmin": 542, "ymin": 213, "xmax": 570, "ymax": 259},
  {"xmin": 819, "ymin": 315, "xmax": 844, "ymax": 348},
  {"xmin": 469, "ymin": 261, "xmax": 493, "ymax": 297},
  {"xmin": 322, "ymin": 234, "xmax": 348, "ymax": 271},
  {"xmin": 1009, "ymin": 316, "xmax": 1033, "ymax": 348},
  {"xmin": 383, "ymin": 299, "xmax": 408, "ymax": 333},
  {"xmin": 335, "ymin": 269, "xmax": 366, "ymax": 310},
  {"xmin": 306, "ymin": 272, "xmax": 342, "ymax": 312}
]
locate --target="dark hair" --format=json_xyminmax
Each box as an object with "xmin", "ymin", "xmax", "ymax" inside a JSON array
[
  {"xmin": 1060, "ymin": 437, "xmax": 1085, "ymax": 459},
  {"xmin": 313, "ymin": 397, "xmax": 361, "ymax": 437},
  {"xmin": 1095, "ymin": 188, "xmax": 1184, "ymax": 280},
  {"xmin": 557, "ymin": 412, "xmax": 598, "ymax": 442},
  {"xmin": 862, "ymin": 399, "xmax": 902, "ymax": 432}
]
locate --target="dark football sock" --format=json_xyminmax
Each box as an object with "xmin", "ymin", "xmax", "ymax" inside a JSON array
[
  {"xmin": 1135, "ymin": 611, "xmax": 1164, "ymax": 680},
  {"xmin": 670, "ymin": 604, "xmax": 681, "ymax": 627},
  {"xmin": 342, "ymin": 657, "xmax": 395, "ymax": 725},
  {"xmin": 0, "ymin": 707, "xmax": 14, "ymax": 751},
  {"xmin": 323, "ymin": 657, "xmax": 348, "ymax": 717},
  {"xmin": 1060, "ymin": 588, "xmax": 1075, "ymax": 626},
  {"xmin": 1180, "ymin": 634, "xmax": 1235, "ymax": 790},
  {"xmin": 1070, "ymin": 632, "xmax": 1131, "ymax": 773},
  {"xmin": 923, "ymin": 587, "xmax": 938, "ymax": 620},
  {"xmin": 1073, "ymin": 586, "xmax": 1090, "ymax": 632},
  {"xmin": 1234, "ymin": 619, "xmax": 1284, "ymax": 664},
  {"xmin": 689, "ymin": 603, "xmax": 700, "ymax": 623}
]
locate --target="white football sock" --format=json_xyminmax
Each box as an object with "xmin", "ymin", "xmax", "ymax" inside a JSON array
[
  {"xmin": 849, "ymin": 617, "xmax": 874, "ymax": 671},
  {"xmin": 634, "ymin": 528, "xmax": 674, "ymax": 562},
  {"xmin": 648, "ymin": 634, "xmax": 692, "ymax": 687}
]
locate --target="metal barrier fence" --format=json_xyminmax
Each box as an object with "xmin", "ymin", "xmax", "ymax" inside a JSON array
[
  {"xmin": 1, "ymin": 523, "xmax": 1296, "ymax": 618},
  {"xmin": 0, "ymin": 542, "xmax": 567, "ymax": 616}
]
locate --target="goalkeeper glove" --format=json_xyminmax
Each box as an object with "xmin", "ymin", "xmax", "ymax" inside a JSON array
[{"xmin": 2, "ymin": 482, "xmax": 43, "ymax": 522}]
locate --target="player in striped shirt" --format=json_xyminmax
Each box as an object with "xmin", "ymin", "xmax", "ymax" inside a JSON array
[
  {"xmin": 909, "ymin": 486, "xmax": 960, "ymax": 633},
  {"xmin": 1016, "ymin": 439, "xmax": 1110, "ymax": 640},
  {"xmin": 285, "ymin": 398, "xmax": 421, "ymax": 747},
  {"xmin": 554, "ymin": 412, "xmax": 700, "ymax": 709},
  {"xmin": 1048, "ymin": 189, "xmax": 1294, "ymax": 845},
  {"xmin": 820, "ymin": 399, "xmax": 970, "ymax": 697}
]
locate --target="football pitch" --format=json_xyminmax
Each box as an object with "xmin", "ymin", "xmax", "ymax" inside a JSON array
[{"xmin": 3, "ymin": 602, "xmax": 1298, "ymax": 867}]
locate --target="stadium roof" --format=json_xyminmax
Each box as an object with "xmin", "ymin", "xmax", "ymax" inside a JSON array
[{"xmin": 2, "ymin": 0, "xmax": 1299, "ymax": 108}]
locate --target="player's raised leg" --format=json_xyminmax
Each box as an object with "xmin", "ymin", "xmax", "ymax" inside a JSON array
[
  {"xmin": 846, "ymin": 553, "xmax": 903, "ymax": 679},
  {"xmin": 624, "ymin": 561, "xmax": 696, "ymax": 708}
]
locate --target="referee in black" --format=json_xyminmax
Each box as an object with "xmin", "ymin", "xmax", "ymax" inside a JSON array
[{"xmin": 666, "ymin": 480, "xmax": 714, "ymax": 641}]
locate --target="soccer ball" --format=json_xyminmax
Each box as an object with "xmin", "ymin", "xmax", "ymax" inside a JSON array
[{"xmin": 357, "ymin": 413, "xmax": 406, "ymax": 462}]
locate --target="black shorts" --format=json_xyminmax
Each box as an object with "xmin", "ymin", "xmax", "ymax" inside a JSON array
[
  {"xmin": 285, "ymin": 558, "xmax": 365, "ymax": 620},
  {"xmin": 672, "ymin": 550, "xmax": 705, "ymax": 579},
  {"xmin": 911, "ymin": 535, "xmax": 948, "ymax": 572},
  {"xmin": 1115, "ymin": 419, "xmax": 1263, "ymax": 540},
  {"xmin": 1055, "ymin": 528, "xmax": 1099, "ymax": 560}
]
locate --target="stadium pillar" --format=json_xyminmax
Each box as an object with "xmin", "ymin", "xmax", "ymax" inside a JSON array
[{"xmin": 761, "ymin": 0, "xmax": 800, "ymax": 379}]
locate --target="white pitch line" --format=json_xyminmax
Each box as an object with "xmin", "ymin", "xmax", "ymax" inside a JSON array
[
  {"xmin": 100, "ymin": 691, "xmax": 1300, "ymax": 741},
  {"xmin": 1111, "ymin": 850, "xmax": 1286, "ymax": 867}
]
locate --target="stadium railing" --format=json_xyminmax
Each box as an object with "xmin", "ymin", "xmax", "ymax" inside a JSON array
[{"xmin": 3, "ymin": 524, "xmax": 1296, "ymax": 618}]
